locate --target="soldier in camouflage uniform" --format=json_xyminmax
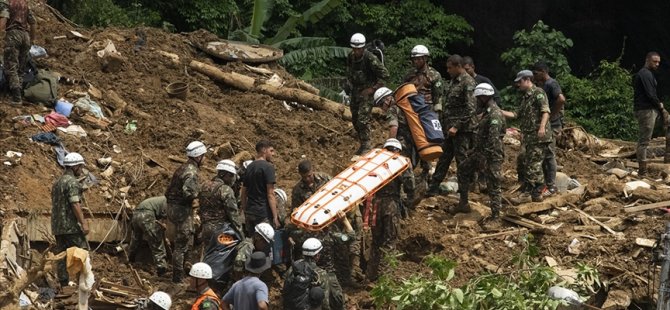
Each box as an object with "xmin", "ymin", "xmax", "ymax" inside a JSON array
[
  {"xmin": 284, "ymin": 237, "xmax": 344, "ymax": 310},
  {"xmin": 199, "ymin": 159, "xmax": 243, "ymax": 246},
  {"xmin": 373, "ymin": 86, "xmax": 417, "ymax": 214},
  {"xmin": 0, "ymin": 0, "xmax": 35, "ymax": 104},
  {"xmin": 502, "ymin": 70, "xmax": 552, "ymax": 202},
  {"xmin": 166, "ymin": 141, "xmax": 206, "ymax": 283},
  {"xmin": 233, "ymin": 223, "xmax": 274, "ymax": 278},
  {"xmin": 403, "ymin": 44, "xmax": 443, "ymax": 182},
  {"xmin": 346, "ymin": 33, "xmax": 390, "ymax": 155},
  {"xmin": 366, "ymin": 139, "xmax": 404, "ymax": 281},
  {"xmin": 473, "ymin": 84, "xmax": 506, "ymax": 219},
  {"xmin": 427, "ymin": 55, "xmax": 477, "ymax": 213},
  {"xmin": 51, "ymin": 152, "xmax": 89, "ymax": 287},
  {"xmin": 128, "ymin": 196, "xmax": 168, "ymax": 276}
]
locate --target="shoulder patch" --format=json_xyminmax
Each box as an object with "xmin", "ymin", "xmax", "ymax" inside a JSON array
[
  {"xmin": 491, "ymin": 119, "xmax": 500, "ymax": 125},
  {"xmin": 536, "ymin": 93, "xmax": 545, "ymax": 100},
  {"xmin": 434, "ymin": 80, "xmax": 442, "ymax": 88}
]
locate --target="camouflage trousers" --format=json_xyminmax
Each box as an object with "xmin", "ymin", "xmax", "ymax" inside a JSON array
[
  {"xmin": 396, "ymin": 133, "xmax": 417, "ymax": 206},
  {"xmin": 55, "ymin": 233, "xmax": 88, "ymax": 286},
  {"xmin": 167, "ymin": 205, "xmax": 194, "ymax": 282},
  {"xmin": 332, "ymin": 208, "xmax": 363, "ymax": 285},
  {"xmin": 484, "ymin": 158, "xmax": 503, "ymax": 209},
  {"xmin": 367, "ymin": 196, "xmax": 399, "ymax": 281},
  {"xmin": 518, "ymin": 142, "xmax": 550, "ymax": 187},
  {"xmin": 315, "ymin": 267, "xmax": 345, "ymax": 310},
  {"xmin": 128, "ymin": 210, "xmax": 167, "ymax": 269},
  {"xmin": 3, "ymin": 29, "xmax": 30, "ymax": 91},
  {"xmin": 430, "ymin": 132, "xmax": 475, "ymax": 193},
  {"xmin": 542, "ymin": 139, "xmax": 558, "ymax": 187},
  {"xmin": 350, "ymin": 91, "xmax": 373, "ymax": 143}
]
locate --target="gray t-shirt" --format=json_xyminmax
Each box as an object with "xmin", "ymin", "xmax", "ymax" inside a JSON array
[{"xmin": 223, "ymin": 276, "xmax": 269, "ymax": 310}]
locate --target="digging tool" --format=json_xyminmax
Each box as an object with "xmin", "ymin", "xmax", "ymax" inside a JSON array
[
  {"xmin": 547, "ymin": 286, "xmax": 602, "ymax": 310},
  {"xmin": 656, "ymin": 223, "xmax": 670, "ymax": 310}
]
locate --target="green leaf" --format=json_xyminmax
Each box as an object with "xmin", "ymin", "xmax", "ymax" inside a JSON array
[
  {"xmin": 279, "ymin": 45, "xmax": 350, "ymax": 67},
  {"xmin": 267, "ymin": 0, "xmax": 342, "ymax": 45},
  {"xmin": 250, "ymin": 0, "xmax": 275, "ymax": 37},
  {"xmin": 491, "ymin": 288, "xmax": 503, "ymax": 298},
  {"xmin": 452, "ymin": 288, "xmax": 464, "ymax": 304}
]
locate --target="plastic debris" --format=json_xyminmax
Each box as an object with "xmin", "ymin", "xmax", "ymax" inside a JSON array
[
  {"xmin": 74, "ymin": 96, "xmax": 106, "ymax": 119},
  {"xmin": 30, "ymin": 45, "xmax": 47, "ymax": 58},
  {"xmin": 5, "ymin": 151, "xmax": 23, "ymax": 158},
  {"xmin": 124, "ymin": 120, "xmax": 137, "ymax": 134},
  {"xmin": 567, "ymin": 238, "xmax": 581, "ymax": 255},
  {"xmin": 623, "ymin": 180, "xmax": 651, "ymax": 198},
  {"xmin": 57, "ymin": 125, "xmax": 87, "ymax": 137}
]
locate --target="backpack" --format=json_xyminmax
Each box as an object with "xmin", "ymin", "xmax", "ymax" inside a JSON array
[
  {"xmin": 366, "ymin": 39, "xmax": 385, "ymax": 64},
  {"xmin": 24, "ymin": 70, "xmax": 59, "ymax": 105},
  {"xmin": 283, "ymin": 260, "xmax": 318, "ymax": 310}
]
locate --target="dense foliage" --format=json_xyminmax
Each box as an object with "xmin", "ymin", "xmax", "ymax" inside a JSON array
[
  {"xmin": 500, "ymin": 21, "xmax": 636, "ymax": 140},
  {"xmin": 371, "ymin": 235, "xmax": 601, "ymax": 309}
]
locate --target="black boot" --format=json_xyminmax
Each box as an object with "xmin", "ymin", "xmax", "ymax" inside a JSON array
[
  {"xmin": 356, "ymin": 140, "xmax": 371, "ymax": 155},
  {"xmin": 10, "ymin": 88, "xmax": 22, "ymax": 105},
  {"xmin": 531, "ymin": 185, "xmax": 544, "ymax": 202},
  {"xmin": 453, "ymin": 190, "xmax": 472, "ymax": 213},
  {"xmin": 157, "ymin": 266, "xmax": 167, "ymax": 277},
  {"xmin": 639, "ymin": 161, "xmax": 648, "ymax": 176}
]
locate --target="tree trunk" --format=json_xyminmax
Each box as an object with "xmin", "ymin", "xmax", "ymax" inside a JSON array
[{"xmin": 189, "ymin": 60, "xmax": 388, "ymax": 121}]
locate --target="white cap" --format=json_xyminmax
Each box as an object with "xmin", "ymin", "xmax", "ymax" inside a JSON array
[
  {"xmin": 186, "ymin": 141, "xmax": 207, "ymax": 158},
  {"xmin": 216, "ymin": 159, "xmax": 237, "ymax": 175},
  {"xmin": 189, "ymin": 262, "xmax": 213, "ymax": 279},
  {"xmin": 63, "ymin": 152, "xmax": 85, "ymax": 166},
  {"xmin": 149, "ymin": 291, "xmax": 172, "ymax": 310}
]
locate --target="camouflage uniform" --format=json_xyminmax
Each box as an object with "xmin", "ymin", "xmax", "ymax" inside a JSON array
[
  {"xmin": 346, "ymin": 50, "xmax": 389, "ymax": 151},
  {"xmin": 287, "ymin": 172, "xmax": 332, "ymax": 258},
  {"xmin": 429, "ymin": 72, "xmax": 477, "ymax": 201},
  {"xmin": 366, "ymin": 175, "xmax": 402, "ymax": 281},
  {"xmin": 386, "ymin": 104, "xmax": 417, "ymax": 207},
  {"xmin": 285, "ymin": 258, "xmax": 344, "ymax": 310},
  {"xmin": 474, "ymin": 100, "xmax": 506, "ymax": 215},
  {"xmin": 51, "ymin": 169, "xmax": 88, "ymax": 286},
  {"xmin": 128, "ymin": 196, "xmax": 168, "ymax": 271},
  {"xmin": 516, "ymin": 86, "xmax": 553, "ymax": 195},
  {"xmin": 165, "ymin": 158, "xmax": 200, "ymax": 282},
  {"xmin": 330, "ymin": 208, "xmax": 363, "ymax": 286},
  {"xmin": 199, "ymin": 177, "xmax": 243, "ymax": 244},
  {"xmin": 0, "ymin": 0, "xmax": 35, "ymax": 100},
  {"xmin": 403, "ymin": 65, "xmax": 444, "ymax": 110},
  {"xmin": 404, "ymin": 65, "xmax": 444, "ymax": 178},
  {"xmin": 233, "ymin": 238, "xmax": 271, "ymax": 274}
]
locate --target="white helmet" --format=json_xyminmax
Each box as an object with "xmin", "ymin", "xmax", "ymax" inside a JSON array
[
  {"xmin": 302, "ymin": 238, "xmax": 323, "ymax": 256},
  {"xmin": 186, "ymin": 141, "xmax": 207, "ymax": 158},
  {"xmin": 274, "ymin": 188, "xmax": 287, "ymax": 205},
  {"xmin": 243, "ymin": 160, "xmax": 253, "ymax": 169},
  {"xmin": 254, "ymin": 223, "xmax": 275, "ymax": 243},
  {"xmin": 373, "ymin": 87, "xmax": 393, "ymax": 106},
  {"xmin": 63, "ymin": 152, "xmax": 85, "ymax": 166},
  {"xmin": 149, "ymin": 291, "xmax": 172, "ymax": 310},
  {"xmin": 188, "ymin": 262, "xmax": 212, "ymax": 279},
  {"xmin": 216, "ymin": 159, "xmax": 237, "ymax": 175},
  {"xmin": 411, "ymin": 45, "xmax": 430, "ymax": 58},
  {"xmin": 474, "ymin": 83, "xmax": 495, "ymax": 97},
  {"xmin": 350, "ymin": 33, "xmax": 366, "ymax": 48},
  {"xmin": 383, "ymin": 138, "xmax": 402, "ymax": 151}
]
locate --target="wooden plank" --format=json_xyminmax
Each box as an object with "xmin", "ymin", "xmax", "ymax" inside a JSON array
[
  {"xmin": 573, "ymin": 225, "xmax": 601, "ymax": 232},
  {"xmin": 624, "ymin": 200, "xmax": 670, "ymax": 213},
  {"xmin": 502, "ymin": 216, "xmax": 550, "ymax": 230},
  {"xmin": 512, "ymin": 202, "xmax": 554, "ymax": 216},
  {"xmin": 99, "ymin": 280, "xmax": 147, "ymax": 296},
  {"xmin": 573, "ymin": 209, "xmax": 618, "ymax": 235},
  {"xmin": 472, "ymin": 228, "xmax": 528, "ymax": 240},
  {"xmin": 635, "ymin": 238, "xmax": 657, "ymax": 248}
]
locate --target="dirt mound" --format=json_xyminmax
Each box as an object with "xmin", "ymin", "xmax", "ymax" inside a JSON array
[{"xmin": 1, "ymin": 1, "xmax": 669, "ymax": 309}]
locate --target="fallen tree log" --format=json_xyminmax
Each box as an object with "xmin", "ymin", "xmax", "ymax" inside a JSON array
[
  {"xmin": 106, "ymin": 90, "xmax": 152, "ymax": 119},
  {"xmin": 189, "ymin": 60, "xmax": 383, "ymax": 121}
]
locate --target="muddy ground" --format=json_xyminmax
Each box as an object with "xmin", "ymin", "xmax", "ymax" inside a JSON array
[{"xmin": 2, "ymin": 1, "xmax": 670, "ymax": 309}]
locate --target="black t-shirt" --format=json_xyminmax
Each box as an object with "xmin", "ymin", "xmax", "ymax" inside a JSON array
[
  {"xmin": 243, "ymin": 160, "xmax": 276, "ymax": 218},
  {"xmin": 543, "ymin": 78, "xmax": 563, "ymax": 112}
]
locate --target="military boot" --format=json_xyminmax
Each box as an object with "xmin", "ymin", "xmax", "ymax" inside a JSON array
[
  {"xmin": 531, "ymin": 185, "xmax": 544, "ymax": 202},
  {"xmin": 10, "ymin": 88, "xmax": 22, "ymax": 105},
  {"xmin": 639, "ymin": 161, "xmax": 648, "ymax": 176},
  {"xmin": 356, "ymin": 140, "xmax": 371, "ymax": 155},
  {"xmin": 452, "ymin": 190, "xmax": 472, "ymax": 214}
]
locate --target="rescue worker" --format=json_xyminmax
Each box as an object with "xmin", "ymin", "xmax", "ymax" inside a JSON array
[
  {"xmin": 502, "ymin": 70, "xmax": 552, "ymax": 202},
  {"xmin": 366, "ymin": 139, "xmax": 403, "ymax": 281},
  {"xmin": 427, "ymin": 54, "xmax": 477, "ymax": 214},
  {"xmin": 373, "ymin": 86, "xmax": 418, "ymax": 214},
  {"xmin": 473, "ymin": 83, "xmax": 505, "ymax": 220},
  {"xmin": 145, "ymin": 291, "xmax": 172, "ymax": 310},
  {"xmin": 346, "ymin": 33, "xmax": 390, "ymax": 155},
  {"xmin": 283, "ymin": 238, "xmax": 344, "ymax": 310},
  {"xmin": 166, "ymin": 141, "xmax": 206, "ymax": 283},
  {"xmin": 222, "ymin": 252, "xmax": 271, "ymax": 310},
  {"xmin": 199, "ymin": 159, "xmax": 243, "ymax": 245},
  {"xmin": 51, "ymin": 152, "xmax": 89, "ymax": 287},
  {"xmin": 128, "ymin": 196, "xmax": 168, "ymax": 276},
  {"xmin": 274, "ymin": 188, "xmax": 288, "ymax": 225},
  {"xmin": 532, "ymin": 61, "xmax": 566, "ymax": 195},
  {"xmin": 403, "ymin": 44, "xmax": 442, "ymax": 183},
  {"xmin": 233, "ymin": 223, "xmax": 274, "ymax": 277},
  {"xmin": 189, "ymin": 262, "xmax": 221, "ymax": 310},
  {"xmin": 241, "ymin": 140, "xmax": 279, "ymax": 236},
  {"xmin": 0, "ymin": 0, "xmax": 35, "ymax": 104}
]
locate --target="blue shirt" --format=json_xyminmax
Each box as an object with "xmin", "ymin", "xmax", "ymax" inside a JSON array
[{"xmin": 223, "ymin": 276, "xmax": 269, "ymax": 310}]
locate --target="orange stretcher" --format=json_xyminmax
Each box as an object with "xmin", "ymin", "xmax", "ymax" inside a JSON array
[
  {"xmin": 290, "ymin": 148, "xmax": 410, "ymax": 231},
  {"xmin": 395, "ymin": 83, "xmax": 443, "ymax": 161}
]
